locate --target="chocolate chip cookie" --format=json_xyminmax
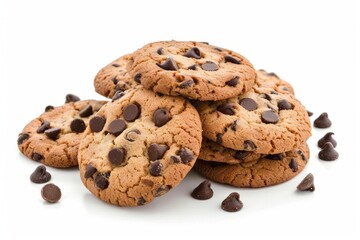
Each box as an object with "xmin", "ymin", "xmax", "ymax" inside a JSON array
[
  {"xmin": 128, "ymin": 41, "xmax": 256, "ymax": 101},
  {"xmin": 17, "ymin": 100, "xmax": 107, "ymax": 168},
  {"xmin": 196, "ymin": 70, "xmax": 311, "ymax": 154},
  {"xmin": 78, "ymin": 87, "xmax": 202, "ymax": 207},
  {"xmin": 195, "ymin": 143, "xmax": 309, "ymax": 188}
]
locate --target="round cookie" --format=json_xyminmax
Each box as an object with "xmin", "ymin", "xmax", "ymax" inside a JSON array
[
  {"xmin": 195, "ymin": 143, "xmax": 309, "ymax": 188},
  {"xmin": 196, "ymin": 70, "xmax": 311, "ymax": 154},
  {"xmin": 94, "ymin": 54, "xmax": 139, "ymax": 99},
  {"xmin": 17, "ymin": 100, "xmax": 107, "ymax": 168},
  {"xmin": 78, "ymin": 87, "xmax": 202, "ymax": 207},
  {"xmin": 128, "ymin": 41, "xmax": 256, "ymax": 101}
]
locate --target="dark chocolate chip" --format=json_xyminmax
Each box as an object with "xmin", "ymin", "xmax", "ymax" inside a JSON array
[
  {"xmin": 65, "ymin": 94, "xmax": 80, "ymax": 103},
  {"xmin": 266, "ymin": 72, "xmax": 279, "ymax": 78},
  {"xmin": 297, "ymin": 150, "xmax": 306, "ymax": 161},
  {"xmin": 278, "ymin": 99, "xmax": 293, "ymax": 110},
  {"xmin": 41, "ymin": 183, "xmax": 61, "ymax": 203},
  {"xmin": 89, "ymin": 116, "xmax": 106, "ymax": 132},
  {"xmin": 225, "ymin": 76, "xmax": 239, "ymax": 87},
  {"xmin": 184, "ymin": 47, "xmax": 201, "ymax": 59},
  {"xmin": 94, "ymin": 173, "xmax": 109, "ymax": 190},
  {"xmin": 112, "ymin": 90, "xmax": 126, "ymax": 102},
  {"xmin": 137, "ymin": 197, "xmax": 146, "ymax": 206},
  {"xmin": 221, "ymin": 192, "xmax": 243, "ymax": 212},
  {"xmin": 188, "ymin": 64, "xmax": 197, "ymax": 70},
  {"xmin": 318, "ymin": 142, "xmax": 339, "ymax": 161},
  {"xmin": 112, "ymin": 63, "xmax": 120, "ymax": 67},
  {"xmin": 201, "ymin": 41, "xmax": 209, "ymax": 45},
  {"xmin": 36, "ymin": 121, "xmax": 50, "ymax": 133},
  {"xmin": 224, "ymin": 55, "xmax": 241, "ymax": 64},
  {"xmin": 191, "ymin": 180, "xmax": 214, "ymax": 200},
  {"xmin": 261, "ymin": 93, "xmax": 272, "ymax": 101},
  {"xmin": 230, "ymin": 121, "xmax": 237, "ymax": 131},
  {"xmin": 32, "ymin": 152, "xmax": 43, "ymax": 161},
  {"xmin": 233, "ymin": 151, "xmax": 249, "ymax": 160},
  {"xmin": 157, "ymin": 57, "xmax": 179, "ymax": 71},
  {"xmin": 30, "ymin": 165, "xmax": 51, "ymax": 184},
  {"xmin": 264, "ymin": 154, "xmax": 283, "ymax": 160},
  {"xmin": 270, "ymin": 91, "xmax": 278, "ymax": 95},
  {"xmin": 70, "ymin": 119, "xmax": 86, "ymax": 133},
  {"xmin": 149, "ymin": 160, "xmax": 162, "ymax": 176},
  {"xmin": 214, "ymin": 47, "xmax": 222, "ymax": 52},
  {"xmin": 243, "ymin": 140, "xmax": 256, "ymax": 151},
  {"xmin": 201, "ymin": 61, "xmax": 218, "ymax": 71},
  {"xmin": 84, "ymin": 164, "xmax": 97, "ymax": 178},
  {"xmin": 261, "ymin": 110, "xmax": 279, "ymax": 124},
  {"xmin": 170, "ymin": 155, "xmax": 181, "ymax": 164},
  {"xmin": 297, "ymin": 173, "xmax": 315, "ymax": 192},
  {"xmin": 217, "ymin": 103, "xmax": 236, "ymax": 115},
  {"xmin": 17, "ymin": 133, "xmax": 30, "ymax": 145},
  {"xmin": 155, "ymin": 185, "xmax": 171, "ymax": 197},
  {"xmin": 156, "ymin": 48, "xmax": 164, "ymax": 55},
  {"xmin": 314, "ymin": 112, "xmax": 332, "ymax": 128},
  {"xmin": 79, "ymin": 105, "xmax": 93, "ymax": 118},
  {"xmin": 179, "ymin": 79, "xmax": 195, "ymax": 89},
  {"xmin": 134, "ymin": 73, "xmax": 142, "ymax": 83},
  {"xmin": 44, "ymin": 127, "xmax": 61, "ymax": 140},
  {"xmin": 289, "ymin": 158, "xmax": 298, "ymax": 172},
  {"xmin": 45, "ymin": 105, "xmax": 54, "ymax": 112},
  {"xmin": 307, "ymin": 110, "xmax": 313, "ymax": 117},
  {"xmin": 108, "ymin": 148, "xmax": 126, "ymax": 165},
  {"xmin": 240, "ymin": 98, "xmax": 257, "ymax": 111},
  {"xmin": 112, "ymin": 76, "xmax": 118, "ymax": 84},
  {"xmin": 123, "ymin": 103, "xmax": 141, "ymax": 122},
  {"xmin": 216, "ymin": 133, "xmax": 222, "ymax": 144},
  {"xmin": 148, "ymin": 144, "xmax": 169, "ymax": 161},
  {"xmin": 153, "ymin": 108, "xmax": 171, "ymax": 127},
  {"xmin": 125, "ymin": 129, "xmax": 141, "ymax": 142},
  {"xmin": 282, "ymin": 87, "xmax": 289, "ymax": 91},
  {"xmin": 318, "ymin": 132, "xmax": 337, "ymax": 148},
  {"xmin": 107, "ymin": 119, "xmax": 127, "ymax": 136},
  {"xmin": 179, "ymin": 148, "xmax": 194, "ymax": 163}
]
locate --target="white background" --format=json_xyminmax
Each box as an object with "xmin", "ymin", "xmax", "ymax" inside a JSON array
[{"xmin": 1, "ymin": 0, "xmax": 359, "ymax": 239}]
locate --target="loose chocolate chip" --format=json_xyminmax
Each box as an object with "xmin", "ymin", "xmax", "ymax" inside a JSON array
[
  {"xmin": 233, "ymin": 151, "xmax": 249, "ymax": 160},
  {"xmin": 30, "ymin": 165, "xmax": 51, "ymax": 184},
  {"xmin": 108, "ymin": 148, "xmax": 126, "ymax": 165},
  {"xmin": 36, "ymin": 121, "xmax": 50, "ymax": 133},
  {"xmin": 170, "ymin": 155, "xmax": 181, "ymax": 164},
  {"xmin": 125, "ymin": 129, "xmax": 141, "ymax": 142},
  {"xmin": 153, "ymin": 108, "xmax": 171, "ymax": 127},
  {"xmin": 70, "ymin": 119, "xmax": 86, "ymax": 133},
  {"xmin": 79, "ymin": 105, "xmax": 93, "ymax": 118},
  {"xmin": 32, "ymin": 152, "xmax": 43, "ymax": 161},
  {"xmin": 191, "ymin": 180, "xmax": 213, "ymax": 200},
  {"xmin": 240, "ymin": 98, "xmax": 257, "ymax": 111},
  {"xmin": 41, "ymin": 183, "xmax": 61, "ymax": 203},
  {"xmin": 230, "ymin": 121, "xmax": 237, "ymax": 131},
  {"xmin": 261, "ymin": 93, "xmax": 272, "ymax": 101},
  {"xmin": 123, "ymin": 103, "xmax": 141, "ymax": 122},
  {"xmin": 243, "ymin": 140, "xmax": 256, "ymax": 151},
  {"xmin": 156, "ymin": 47, "xmax": 164, "ymax": 55},
  {"xmin": 307, "ymin": 110, "xmax": 313, "ymax": 117},
  {"xmin": 216, "ymin": 133, "xmax": 222, "ymax": 144},
  {"xmin": 217, "ymin": 103, "xmax": 236, "ymax": 115},
  {"xmin": 89, "ymin": 116, "xmax": 106, "ymax": 132},
  {"xmin": 289, "ymin": 158, "xmax": 298, "ymax": 172},
  {"xmin": 179, "ymin": 79, "xmax": 195, "ymax": 89},
  {"xmin": 65, "ymin": 94, "xmax": 80, "ymax": 103},
  {"xmin": 179, "ymin": 148, "xmax": 194, "ymax": 163},
  {"xmin": 17, "ymin": 133, "xmax": 30, "ymax": 145},
  {"xmin": 201, "ymin": 61, "xmax": 219, "ymax": 71},
  {"xmin": 267, "ymin": 72, "xmax": 279, "ymax": 78},
  {"xmin": 297, "ymin": 173, "xmax": 315, "ymax": 192},
  {"xmin": 318, "ymin": 142, "xmax": 339, "ymax": 161},
  {"xmin": 221, "ymin": 192, "xmax": 243, "ymax": 212},
  {"xmin": 157, "ymin": 57, "xmax": 179, "ymax": 71},
  {"xmin": 314, "ymin": 112, "xmax": 332, "ymax": 128},
  {"xmin": 224, "ymin": 55, "xmax": 241, "ymax": 64},
  {"xmin": 261, "ymin": 110, "xmax": 279, "ymax": 124},
  {"xmin": 112, "ymin": 63, "xmax": 120, "ymax": 67},
  {"xmin": 184, "ymin": 47, "xmax": 201, "ymax": 59},
  {"xmin": 188, "ymin": 64, "xmax": 197, "ymax": 70},
  {"xmin": 277, "ymin": 99, "xmax": 293, "ymax": 110},
  {"xmin": 84, "ymin": 164, "xmax": 97, "ymax": 178},
  {"xmin": 44, "ymin": 127, "xmax": 61, "ymax": 141},
  {"xmin": 137, "ymin": 197, "xmax": 146, "ymax": 206},
  {"xmin": 94, "ymin": 173, "xmax": 109, "ymax": 190},
  {"xmin": 149, "ymin": 160, "xmax": 162, "ymax": 176},
  {"xmin": 225, "ymin": 76, "xmax": 239, "ymax": 87},
  {"xmin": 297, "ymin": 150, "xmax": 306, "ymax": 161},
  {"xmin": 112, "ymin": 90, "xmax": 126, "ymax": 102},
  {"xmin": 107, "ymin": 119, "xmax": 127, "ymax": 136},
  {"xmin": 318, "ymin": 132, "xmax": 337, "ymax": 148},
  {"xmin": 264, "ymin": 154, "xmax": 283, "ymax": 160},
  {"xmin": 45, "ymin": 105, "xmax": 54, "ymax": 112},
  {"xmin": 134, "ymin": 73, "xmax": 142, "ymax": 83},
  {"xmin": 148, "ymin": 144, "xmax": 169, "ymax": 161}
]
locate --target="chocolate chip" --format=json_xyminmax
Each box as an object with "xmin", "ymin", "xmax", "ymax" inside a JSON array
[
  {"xmin": 267, "ymin": 72, "xmax": 279, "ymax": 78},
  {"xmin": 217, "ymin": 103, "xmax": 236, "ymax": 115},
  {"xmin": 240, "ymin": 98, "xmax": 257, "ymax": 111},
  {"xmin": 224, "ymin": 55, "xmax": 241, "ymax": 64},
  {"xmin": 318, "ymin": 132, "xmax": 337, "ymax": 148},
  {"xmin": 153, "ymin": 108, "xmax": 171, "ymax": 127},
  {"xmin": 233, "ymin": 151, "xmax": 249, "ymax": 160},
  {"xmin": 41, "ymin": 183, "xmax": 61, "ymax": 203},
  {"xmin": 45, "ymin": 105, "xmax": 54, "ymax": 112},
  {"xmin": 124, "ymin": 103, "xmax": 141, "ymax": 122},
  {"xmin": 149, "ymin": 160, "xmax": 162, "ymax": 176},
  {"xmin": 282, "ymin": 87, "xmax": 289, "ymax": 91},
  {"xmin": 297, "ymin": 150, "xmax": 306, "ymax": 161},
  {"xmin": 314, "ymin": 112, "xmax": 332, "ymax": 128},
  {"xmin": 108, "ymin": 148, "xmax": 126, "ymax": 165},
  {"xmin": 137, "ymin": 197, "xmax": 146, "ymax": 206},
  {"xmin": 157, "ymin": 57, "xmax": 179, "ymax": 71},
  {"xmin": 134, "ymin": 73, "xmax": 142, "ymax": 83},
  {"xmin": 170, "ymin": 156, "xmax": 181, "ymax": 164},
  {"xmin": 30, "ymin": 165, "xmax": 51, "ymax": 184},
  {"xmin": 32, "ymin": 152, "xmax": 43, "ymax": 161},
  {"xmin": 179, "ymin": 148, "xmax": 194, "ymax": 163},
  {"xmin": 184, "ymin": 47, "xmax": 201, "ymax": 59},
  {"xmin": 243, "ymin": 140, "xmax": 256, "ymax": 151},
  {"xmin": 79, "ymin": 105, "xmax": 93, "ymax": 118},
  {"xmin": 297, "ymin": 173, "xmax": 315, "ymax": 192},
  {"xmin": 307, "ymin": 110, "xmax": 313, "ymax": 117},
  {"xmin": 318, "ymin": 142, "xmax": 339, "ymax": 161},
  {"xmin": 261, "ymin": 110, "xmax": 279, "ymax": 124},
  {"xmin": 289, "ymin": 158, "xmax": 298, "ymax": 172},
  {"xmin": 65, "ymin": 94, "xmax": 80, "ymax": 103},
  {"xmin": 84, "ymin": 164, "xmax": 97, "ymax": 178},
  {"xmin": 277, "ymin": 99, "xmax": 293, "ymax": 110},
  {"xmin": 261, "ymin": 93, "xmax": 272, "ymax": 101},
  {"xmin": 112, "ymin": 63, "xmax": 120, "ymax": 67},
  {"xmin": 201, "ymin": 61, "xmax": 218, "ymax": 71},
  {"xmin": 44, "ymin": 127, "xmax": 61, "ymax": 140},
  {"xmin": 191, "ymin": 180, "xmax": 214, "ymax": 200},
  {"xmin": 36, "ymin": 121, "xmax": 50, "ymax": 133},
  {"xmin": 225, "ymin": 76, "xmax": 239, "ymax": 87},
  {"xmin": 221, "ymin": 192, "xmax": 243, "ymax": 212},
  {"xmin": 230, "ymin": 121, "xmax": 237, "ymax": 131},
  {"xmin": 125, "ymin": 129, "xmax": 141, "ymax": 142},
  {"xmin": 214, "ymin": 47, "xmax": 222, "ymax": 52},
  {"xmin": 179, "ymin": 79, "xmax": 195, "ymax": 89},
  {"xmin": 148, "ymin": 144, "xmax": 169, "ymax": 161},
  {"xmin": 156, "ymin": 47, "xmax": 164, "ymax": 55},
  {"xmin": 89, "ymin": 116, "xmax": 106, "ymax": 132},
  {"xmin": 264, "ymin": 154, "xmax": 283, "ymax": 160},
  {"xmin": 216, "ymin": 133, "xmax": 222, "ymax": 144},
  {"xmin": 270, "ymin": 91, "xmax": 278, "ymax": 95},
  {"xmin": 188, "ymin": 64, "xmax": 197, "ymax": 70},
  {"xmin": 201, "ymin": 41, "xmax": 209, "ymax": 45},
  {"xmin": 70, "ymin": 119, "xmax": 86, "ymax": 133},
  {"xmin": 155, "ymin": 185, "xmax": 171, "ymax": 197},
  {"xmin": 94, "ymin": 173, "xmax": 109, "ymax": 190},
  {"xmin": 112, "ymin": 90, "xmax": 126, "ymax": 102},
  {"xmin": 112, "ymin": 76, "xmax": 118, "ymax": 84},
  {"xmin": 17, "ymin": 133, "xmax": 30, "ymax": 145},
  {"xmin": 107, "ymin": 119, "xmax": 127, "ymax": 136}
]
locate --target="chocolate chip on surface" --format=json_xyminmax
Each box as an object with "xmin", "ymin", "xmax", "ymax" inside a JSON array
[
  {"xmin": 125, "ymin": 129, "xmax": 141, "ymax": 142},
  {"xmin": 153, "ymin": 108, "xmax": 171, "ymax": 127},
  {"xmin": 221, "ymin": 192, "xmax": 243, "ymax": 212},
  {"xmin": 89, "ymin": 116, "xmax": 106, "ymax": 132},
  {"xmin": 30, "ymin": 165, "xmax": 51, "ymax": 184},
  {"xmin": 149, "ymin": 160, "xmax": 163, "ymax": 176},
  {"xmin": 156, "ymin": 47, "xmax": 164, "ymax": 55},
  {"xmin": 240, "ymin": 98, "xmax": 257, "ymax": 111},
  {"xmin": 32, "ymin": 152, "xmax": 43, "ymax": 161},
  {"xmin": 318, "ymin": 132, "xmax": 337, "ymax": 148},
  {"xmin": 225, "ymin": 76, "xmax": 239, "ymax": 87},
  {"xmin": 261, "ymin": 110, "xmax": 279, "ymax": 124},
  {"xmin": 187, "ymin": 64, "xmax": 197, "ymax": 70},
  {"xmin": 70, "ymin": 119, "xmax": 86, "ymax": 133},
  {"xmin": 201, "ymin": 61, "xmax": 219, "ymax": 71},
  {"xmin": 224, "ymin": 55, "xmax": 241, "ymax": 64},
  {"xmin": 264, "ymin": 153, "xmax": 283, "ymax": 160},
  {"xmin": 179, "ymin": 79, "xmax": 195, "ymax": 89},
  {"xmin": 17, "ymin": 133, "xmax": 30, "ymax": 145},
  {"xmin": 108, "ymin": 148, "xmax": 126, "ymax": 165},
  {"xmin": 191, "ymin": 180, "xmax": 213, "ymax": 200},
  {"xmin": 94, "ymin": 173, "xmax": 109, "ymax": 190},
  {"xmin": 107, "ymin": 119, "xmax": 127, "ymax": 136},
  {"xmin": 41, "ymin": 183, "xmax": 61, "ymax": 203},
  {"xmin": 217, "ymin": 103, "xmax": 236, "ymax": 115},
  {"xmin": 179, "ymin": 148, "xmax": 194, "ymax": 163},
  {"xmin": 277, "ymin": 99, "xmax": 293, "ymax": 110},
  {"xmin": 289, "ymin": 158, "xmax": 298, "ymax": 172},
  {"xmin": 297, "ymin": 173, "xmax": 315, "ymax": 192},
  {"xmin": 148, "ymin": 144, "xmax": 169, "ymax": 161},
  {"xmin": 184, "ymin": 47, "xmax": 201, "ymax": 59},
  {"xmin": 44, "ymin": 127, "xmax": 61, "ymax": 140},
  {"xmin": 318, "ymin": 142, "xmax": 339, "ymax": 161},
  {"xmin": 84, "ymin": 164, "xmax": 97, "ymax": 178},
  {"xmin": 157, "ymin": 57, "xmax": 179, "ymax": 71},
  {"xmin": 45, "ymin": 105, "xmax": 54, "ymax": 112},
  {"xmin": 243, "ymin": 140, "xmax": 256, "ymax": 151},
  {"xmin": 233, "ymin": 151, "xmax": 249, "ymax": 160},
  {"xmin": 134, "ymin": 73, "xmax": 142, "ymax": 83},
  {"xmin": 314, "ymin": 112, "xmax": 332, "ymax": 128},
  {"xmin": 65, "ymin": 94, "xmax": 80, "ymax": 103},
  {"xmin": 112, "ymin": 90, "xmax": 126, "ymax": 102},
  {"xmin": 36, "ymin": 121, "xmax": 51, "ymax": 133},
  {"xmin": 79, "ymin": 105, "xmax": 93, "ymax": 118},
  {"xmin": 123, "ymin": 103, "xmax": 141, "ymax": 122},
  {"xmin": 216, "ymin": 133, "xmax": 222, "ymax": 144}
]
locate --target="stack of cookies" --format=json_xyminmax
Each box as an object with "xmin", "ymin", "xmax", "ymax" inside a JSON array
[{"xmin": 17, "ymin": 40, "xmax": 311, "ymax": 207}]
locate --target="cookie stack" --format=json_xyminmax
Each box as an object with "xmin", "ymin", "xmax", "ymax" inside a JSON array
[{"xmin": 17, "ymin": 40, "xmax": 311, "ymax": 207}]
